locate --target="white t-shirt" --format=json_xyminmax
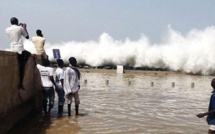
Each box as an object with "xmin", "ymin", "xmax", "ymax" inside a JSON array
[
  {"xmin": 32, "ymin": 36, "xmax": 46, "ymax": 55},
  {"xmin": 55, "ymin": 67, "xmax": 64, "ymax": 88},
  {"xmin": 5, "ymin": 25, "xmax": 28, "ymax": 54},
  {"xmin": 37, "ymin": 64, "xmax": 54, "ymax": 87},
  {"xmin": 64, "ymin": 67, "xmax": 80, "ymax": 95}
]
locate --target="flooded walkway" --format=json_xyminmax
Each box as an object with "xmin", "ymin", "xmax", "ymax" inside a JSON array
[{"xmin": 8, "ymin": 71, "xmax": 213, "ymax": 134}]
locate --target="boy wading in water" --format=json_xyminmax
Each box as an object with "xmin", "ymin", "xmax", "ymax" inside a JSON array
[
  {"xmin": 55, "ymin": 59, "xmax": 65, "ymax": 115},
  {"xmin": 64, "ymin": 57, "xmax": 81, "ymax": 116},
  {"xmin": 37, "ymin": 59, "xmax": 56, "ymax": 116},
  {"xmin": 197, "ymin": 78, "xmax": 215, "ymax": 134}
]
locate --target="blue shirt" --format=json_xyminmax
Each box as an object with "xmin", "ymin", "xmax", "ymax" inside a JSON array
[{"xmin": 207, "ymin": 90, "xmax": 215, "ymax": 125}]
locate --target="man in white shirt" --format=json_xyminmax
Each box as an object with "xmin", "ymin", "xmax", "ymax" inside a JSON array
[
  {"xmin": 5, "ymin": 17, "xmax": 31, "ymax": 90},
  {"xmin": 32, "ymin": 29, "xmax": 47, "ymax": 59},
  {"xmin": 6, "ymin": 17, "xmax": 29, "ymax": 53},
  {"xmin": 55, "ymin": 59, "xmax": 65, "ymax": 115},
  {"xmin": 37, "ymin": 59, "xmax": 56, "ymax": 116},
  {"xmin": 64, "ymin": 57, "xmax": 81, "ymax": 116}
]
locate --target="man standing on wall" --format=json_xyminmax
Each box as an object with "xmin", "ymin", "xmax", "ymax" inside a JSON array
[
  {"xmin": 32, "ymin": 29, "xmax": 47, "ymax": 60},
  {"xmin": 5, "ymin": 17, "xmax": 31, "ymax": 90}
]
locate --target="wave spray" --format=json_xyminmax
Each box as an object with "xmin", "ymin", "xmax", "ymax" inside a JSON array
[{"xmin": 24, "ymin": 26, "xmax": 215, "ymax": 75}]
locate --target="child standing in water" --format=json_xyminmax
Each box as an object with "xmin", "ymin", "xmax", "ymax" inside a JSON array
[
  {"xmin": 37, "ymin": 59, "xmax": 56, "ymax": 116},
  {"xmin": 197, "ymin": 78, "xmax": 215, "ymax": 134},
  {"xmin": 64, "ymin": 57, "xmax": 81, "ymax": 116},
  {"xmin": 55, "ymin": 59, "xmax": 65, "ymax": 115}
]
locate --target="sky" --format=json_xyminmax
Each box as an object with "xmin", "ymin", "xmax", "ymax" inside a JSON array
[{"xmin": 1, "ymin": 0, "xmax": 215, "ymax": 50}]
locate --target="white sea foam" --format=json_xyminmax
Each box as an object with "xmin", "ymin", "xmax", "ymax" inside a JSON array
[{"xmin": 24, "ymin": 26, "xmax": 215, "ymax": 75}]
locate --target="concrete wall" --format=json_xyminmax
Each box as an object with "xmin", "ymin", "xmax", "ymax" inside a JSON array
[{"xmin": 0, "ymin": 51, "xmax": 43, "ymax": 134}]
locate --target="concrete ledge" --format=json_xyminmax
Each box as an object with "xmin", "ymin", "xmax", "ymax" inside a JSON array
[
  {"xmin": 0, "ymin": 50, "xmax": 17, "ymax": 56},
  {"xmin": 0, "ymin": 51, "xmax": 43, "ymax": 134}
]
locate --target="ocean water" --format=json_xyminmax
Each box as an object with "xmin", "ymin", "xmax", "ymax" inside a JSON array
[{"xmin": 8, "ymin": 71, "xmax": 214, "ymax": 134}]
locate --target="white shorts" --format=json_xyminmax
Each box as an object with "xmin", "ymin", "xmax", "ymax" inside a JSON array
[
  {"xmin": 66, "ymin": 91, "xmax": 80, "ymax": 105},
  {"xmin": 209, "ymin": 125, "xmax": 215, "ymax": 131}
]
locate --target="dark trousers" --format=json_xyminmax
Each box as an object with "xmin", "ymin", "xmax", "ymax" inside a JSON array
[
  {"xmin": 17, "ymin": 50, "xmax": 31, "ymax": 87},
  {"xmin": 42, "ymin": 87, "xmax": 55, "ymax": 113},
  {"xmin": 56, "ymin": 87, "xmax": 65, "ymax": 105}
]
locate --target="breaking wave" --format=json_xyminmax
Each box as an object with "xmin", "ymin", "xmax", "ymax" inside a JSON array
[{"xmin": 24, "ymin": 26, "xmax": 215, "ymax": 75}]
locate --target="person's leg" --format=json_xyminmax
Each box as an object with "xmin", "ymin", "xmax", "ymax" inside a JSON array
[
  {"xmin": 56, "ymin": 88, "xmax": 65, "ymax": 114},
  {"xmin": 22, "ymin": 50, "xmax": 31, "ymax": 65},
  {"xmin": 35, "ymin": 54, "xmax": 43, "ymax": 64},
  {"xmin": 17, "ymin": 53, "xmax": 23, "ymax": 89},
  {"xmin": 48, "ymin": 87, "xmax": 55, "ymax": 114},
  {"xmin": 56, "ymin": 88, "xmax": 61, "ymax": 103},
  {"xmin": 67, "ymin": 93, "xmax": 73, "ymax": 116},
  {"xmin": 68, "ymin": 103, "xmax": 71, "ymax": 116},
  {"xmin": 56, "ymin": 88, "xmax": 61, "ymax": 113},
  {"xmin": 41, "ymin": 52, "xmax": 48, "ymax": 60},
  {"xmin": 42, "ymin": 89, "xmax": 48, "ymax": 115},
  {"xmin": 17, "ymin": 50, "xmax": 31, "ymax": 89},
  {"xmin": 74, "ymin": 91, "xmax": 80, "ymax": 115},
  {"xmin": 75, "ymin": 105, "xmax": 79, "ymax": 116}
]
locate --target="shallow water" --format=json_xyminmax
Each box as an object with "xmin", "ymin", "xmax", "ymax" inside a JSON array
[{"xmin": 8, "ymin": 71, "xmax": 214, "ymax": 134}]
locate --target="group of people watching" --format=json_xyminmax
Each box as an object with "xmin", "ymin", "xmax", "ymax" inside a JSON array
[
  {"xmin": 37, "ymin": 57, "xmax": 81, "ymax": 116},
  {"xmin": 5, "ymin": 17, "xmax": 215, "ymax": 133},
  {"xmin": 5, "ymin": 17, "xmax": 80, "ymax": 116}
]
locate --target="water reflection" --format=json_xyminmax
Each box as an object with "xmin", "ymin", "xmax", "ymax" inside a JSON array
[{"xmin": 8, "ymin": 71, "xmax": 214, "ymax": 134}]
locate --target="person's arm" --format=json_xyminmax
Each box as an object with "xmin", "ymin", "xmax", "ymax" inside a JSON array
[
  {"xmin": 60, "ymin": 79, "xmax": 64, "ymax": 88},
  {"xmin": 197, "ymin": 95, "xmax": 215, "ymax": 118},
  {"xmin": 60, "ymin": 69, "xmax": 64, "ymax": 88},
  {"xmin": 22, "ymin": 23, "xmax": 29, "ymax": 39},
  {"xmin": 50, "ymin": 76, "xmax": 57, "ymax": 87},
  {"xmin": 196, "ymin": 109, "xmax": 215, "ymax": 118},
  {"xmin": 49, "ymin": 68, "xmax": 57, "ymax": 88}
]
